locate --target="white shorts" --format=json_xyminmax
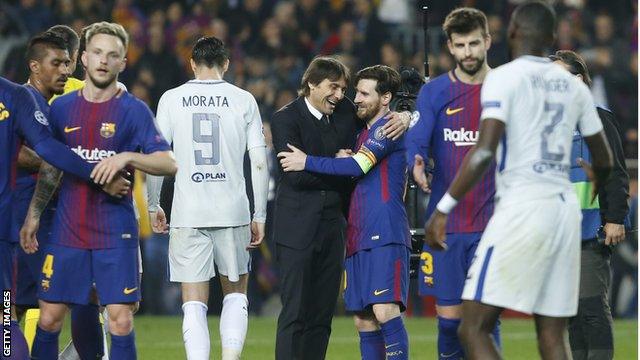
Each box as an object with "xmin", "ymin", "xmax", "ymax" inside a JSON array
[
  {"xmin": 461, "ymin": 192, "xmax": 582, "ymax": 317},
  {"xmin": 168, "ymin": 226, "xmax": 251, "ymax": 283}
]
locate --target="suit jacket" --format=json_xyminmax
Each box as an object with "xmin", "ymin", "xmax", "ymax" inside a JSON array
[{"xmin": 271, "ymin": 96, "xmax": 358, "ymax": 249}]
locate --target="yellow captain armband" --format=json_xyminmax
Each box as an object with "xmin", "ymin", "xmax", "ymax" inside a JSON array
[
  {"xmin": 50, "ymin": 77, "xmax": 85, "ymax": 104},
  {"xmin": 352, "ymin": 146, "xmax": 377, "ymax": 174}
]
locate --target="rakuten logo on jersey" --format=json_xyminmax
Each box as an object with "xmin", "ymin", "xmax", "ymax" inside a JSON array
[
  {"xmin": 71, "ymin": 146, "xmax": 116, "ymax": 163},
  {"xmin": 443, "ymin": 127, "xmax": 478, "ymax": 146}
]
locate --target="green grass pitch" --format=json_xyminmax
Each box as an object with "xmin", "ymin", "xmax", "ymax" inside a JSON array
[{"xmin": 56, "ymin": 316, "xmax": 637, "ymax": 359}]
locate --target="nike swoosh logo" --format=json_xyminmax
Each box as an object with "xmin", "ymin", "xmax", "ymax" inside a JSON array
[
  {"xmin": 445, "ymin": 107, "xmax": 464, "ymax": 116},
  {"xmin": 440, "ymin": 351, "xmax": 460, "ymax": 358},
  {"xmin": 64, "ymin": 126, "xmax": 82, "ymax": 133},
  {"xmin": 373, "ymin": 289, "xmax": 389, "ymax": 296},
  {"xmin": 385, "ymin": 342, "xmax": 399, "ymax": 349},
  {"xmin": 123, "ymin": 287, "xmax": 138, "ymax": 295}
]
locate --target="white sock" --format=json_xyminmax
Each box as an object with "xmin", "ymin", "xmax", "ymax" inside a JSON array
[
  {"xmin": 101, "ymin": 309, "xmax": 109, "ymax": 360},
  {"xmin": 182, "ymin": 301, "xmax": 210, "ymax": 360},
  {"xmin": 220, "ymin": 293, "xmax": 248, "ymax": 360},
  {"xmin": 58, "ymin": 341, "xmax": 80, "ymax": 360}
]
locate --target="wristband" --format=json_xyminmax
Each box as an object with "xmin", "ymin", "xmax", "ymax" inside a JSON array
[{"xmin": 436, "ymin": 192, "xmax": 458, "ymax": 214}]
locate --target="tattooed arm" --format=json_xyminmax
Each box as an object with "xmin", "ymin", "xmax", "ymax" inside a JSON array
[
  {"xmin": 17, "ymin": 146, "xmax": 43, "ymax": 171},
  {"xmin": 20, "ymin": 161, "xmax": 62, "ymax": 254}
]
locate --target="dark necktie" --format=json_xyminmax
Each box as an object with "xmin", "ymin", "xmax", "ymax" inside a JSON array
[{"xmin": 321, "ymin": 114, "xmax": 330, "ymax": 126}]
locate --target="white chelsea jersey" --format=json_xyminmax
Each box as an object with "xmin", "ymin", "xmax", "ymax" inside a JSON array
[
  {"xmin": 480, "ymin": 56, "xmax": 603, "ymax": 203},
  {"xmin": 156, "ymin": 80, "xmax": 266, "ymax": 227}
]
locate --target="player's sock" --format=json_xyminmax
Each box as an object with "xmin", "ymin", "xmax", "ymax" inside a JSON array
[
  {"xmin": 70, "ymin": 304, "xmax": 104, "ymax": 359},
  {"xmin": 380, "ymin": 316, "xmax": 408, "ymax": 360},
  {"xmin": 32, "ymin": 326, "xmax": 60, "ymax": 360},
  {"xmin": 358, "ymin": 330, "xmax": 385, "ymax": 360},
  {"xmin": 220, "ymin": 293, "xmax": 248, "ymax": 360},
  {"xmin": 109, "ymin": 330, "xmax": 136, "ymax": 360},
  {"xmin": 492, "ymin": 318, "xmax": 502, "ymax": 349},
  {"xmin": 437, "ymin": 316, "xmax": 464, "ymax": 360},
  {"xmin": 182, "ymin": 301, "xmax": 210, "ymax": 360},
  {"xmin": 23, "ymin": 308, "xmax": 39, "ymax": 353}
]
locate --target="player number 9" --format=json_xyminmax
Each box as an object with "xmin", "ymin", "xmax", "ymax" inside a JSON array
[{"xmin": 421, "ymin": 251, "xmax": 433, "ymax": 275}]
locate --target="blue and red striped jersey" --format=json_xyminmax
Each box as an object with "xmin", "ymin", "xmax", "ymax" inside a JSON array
[
  {"xmin": 10, "ymin": 85, "xmax": 55, "ymax": 243},
  {"xmin": 406, "ymin": 71, "xmax": 495, "ymax": 233},
  {"xmin": 0, "ymin": 77, "xmax": 52, "ymax": 242},
  {"xmin": 49, "ymin": 89, "xmax": 170, "ymax": 249},
  {"xmin": 13, "ymin": 85, "xmax": 50, "ymax": 202},
  {"xmin": 345, "ymin": 117, "xmax": 410, "ymax": 257}
]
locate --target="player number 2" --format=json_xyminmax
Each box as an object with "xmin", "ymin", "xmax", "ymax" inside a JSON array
[
  {"xmin": 192, "ymin": 113, "xmax": 221, "ymax": 165},
  {"xmin": 42, "ymin": 254, "xmax": 54, "ymax": 279},
  {"xmin": 540, "ymin": 102, "xmax": 566, "ymax": 161},
  {"xmin": 421, "ymin": 251, "xmax": 433, "ymax": 275}
]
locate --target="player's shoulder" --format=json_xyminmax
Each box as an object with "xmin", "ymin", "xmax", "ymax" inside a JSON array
[
  {"xmin": 0, "ymin": 76, "xmax": 19, "ymax": 94},
  {"xmin": 50, "ymin": 90, "xmax": 79, "ymax": 110},
  {"xmin": 1, "ymin": 77, "xmax": 29, "ymax": 102},
  {"xmin": 219, "ymin": 80, "xmax": 257, "ymax": 102},
  {"xmin": 120, "ymin": 91, "xmax": 152, "ymax": 113},
  {"xmin": 421, "ymin": 72, "xmax": 452, "ymax": 92}
]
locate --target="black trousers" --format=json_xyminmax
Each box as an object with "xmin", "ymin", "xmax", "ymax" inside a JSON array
[
  {"xmin": 568, "ymin": 241, "xmax": 614, "ymax": 360},
  {"xmin": 275, "ymin": 217, "xmax": 345, "ymax": 360}
]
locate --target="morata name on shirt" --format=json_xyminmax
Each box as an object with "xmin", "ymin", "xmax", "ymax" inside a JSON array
[{"xmin": 182, "ymin": 95, "xmax": 229, "ymax": 107}]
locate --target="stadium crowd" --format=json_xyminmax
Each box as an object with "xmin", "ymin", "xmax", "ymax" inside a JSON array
[
  {"xmin": 1, "ymin": 0, "xmax": 637, "ymax": 154},
  {"xmin": 0, "ymin": 0, "xmax": 636, "ymax": 319}
]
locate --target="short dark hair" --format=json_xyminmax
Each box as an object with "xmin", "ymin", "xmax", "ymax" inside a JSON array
[
  {"xmin": 298, "ymin": 56, "xmax": 350, "ymax": 97},
  {"xmin": 48, "ymin": 25, "xmax": 79, "ymax": 58},
  {"xmin": 511, "ymin": 1, "xmax": 556, "ymax": 48},
  {"xmin": 549, "ymin": 50, "xmax": 592, "ymax": 87},
  {"xmin": 443, "ymin": 7, "xmax": 489, "ymax": 39},
  {"xmin": 354, "ymin": 65, "xmax": 401, "ymax": 99},
  {"xmin": 26, "ymin": 31, "xmax": 68, "ymax": 62},
  {"xmin": 191, "ymin": 36, "xmax": 229, "ymax": 69}
]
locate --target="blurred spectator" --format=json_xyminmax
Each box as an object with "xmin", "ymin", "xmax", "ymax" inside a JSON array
[
  {"xmin": 380, "ymin": 42, "xmax": 404, "ymax": 71},
  {"xmin": 353, "ymin": 0, "xmax": 387, "ymax": 65},
  {"xmin": 14, "ymin": 0, "xmax": 54, "ymax": 35},
  {"xmin": 135, "ymin": 24, "xmax": 185, "ymax": 110},
  {"xmin": 486, "ymin": 14, "xmax": 509, "ymax": 67}
]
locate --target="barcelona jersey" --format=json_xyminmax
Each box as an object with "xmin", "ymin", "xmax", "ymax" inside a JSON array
[
  {"xmin": 345, "ymin": 117, "xmax": 410, "ymax": 257},
  {"xmin": 0, "ymin": 77, "xmax": 51, "ymax": 243},
  {"xmin": 406, "ymin": 71, "xmax": 495, "ymax": 233},
  {"xmin": 49, "ymin": 89, "xmax": 170, "ymax": 249}
]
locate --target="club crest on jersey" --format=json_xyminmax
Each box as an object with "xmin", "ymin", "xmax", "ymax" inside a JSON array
[
  {"xmin": 100, "ymin": 122, "xmax": 116, "ymax": 138},
  {"xmin": 0, "ymin": 102, "xmax": 9, "ymax": 121},
  {"xmin": 374, "ymin": 127, "xmax": 386, "ymax": 141}
]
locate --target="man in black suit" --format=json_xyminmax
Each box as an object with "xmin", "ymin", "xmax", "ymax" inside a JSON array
[{"xmin": 271, "ymin": 57, "xmax": 409, "ymax": 359}]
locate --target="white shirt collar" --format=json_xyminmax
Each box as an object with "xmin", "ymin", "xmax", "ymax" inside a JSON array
[{"xmin": 304, "ymin": 97, "xmax": 323, "ymax": 120}]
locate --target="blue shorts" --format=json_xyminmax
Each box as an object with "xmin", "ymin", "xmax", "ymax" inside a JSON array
[
  {"xmin": 38, "ymin": 243, "xmax": 141, "ymax": 305},
  {"xmin": 419, "ymin": 232, "xmax": 481, "ymax": 306},
  {"xmin": 344, "ymin": 244, "xmax": 410, "ymax": 312},
  {"xmin": 15, "ymin": 212, "xmax": 53, "ymax": 307},
  {"xmin": 0, "ymin": 242, "xmax": 16, "ymax": 302}
]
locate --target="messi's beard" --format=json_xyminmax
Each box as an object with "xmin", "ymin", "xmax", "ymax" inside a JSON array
[{"xmin": 357, "ymin": 102, "xmax": 382, "ymax": 123}]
